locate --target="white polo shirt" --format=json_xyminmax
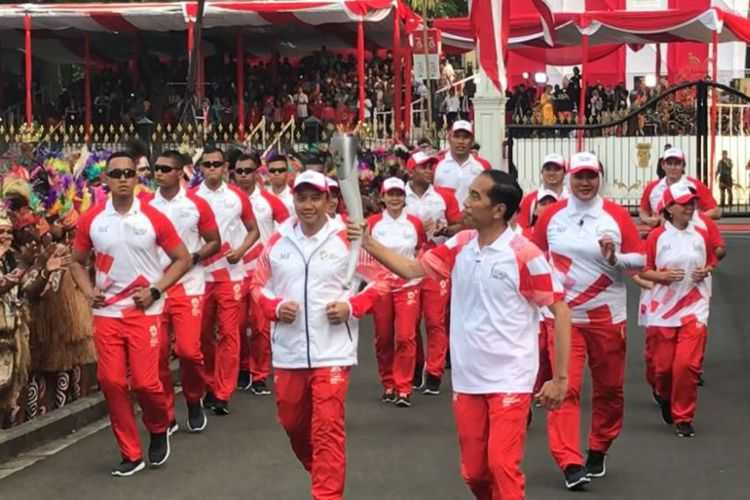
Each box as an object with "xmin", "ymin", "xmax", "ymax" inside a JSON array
[
  {"xmin": 73, "ymin": 198, "xmax": 183, "ymax": 317},
  {"xmin": 644, "ymin": 221, "xmax": 718, "ymax": 327},
  {"xmin": 419, "ymin": 228, "xmax": 563, "ymax": 394},
  {"xmin": 272, "ymin": 185, "xmax": 295, "ymax": 216},
  {"xmin": 533, "ymin": 196, "xmax": 645, "ymax": 326},
  {"xmin": 434, "ymin": 151, "xmax": 489, "ymax": 206},
  {"xmin": 243, "ymin": 185, "xmax": 290, "ymax": 275},
  {"xmin": 143, "ymin": 187, "xmax": 218, "ymax": 298},
  {"xmin": 368, "ymin": 210, "xmax": 425, "ymax": 290},
  {"xmin": 194, "ymin": 181, "xmax": 255, "ymax": 282},
  {"xmin": 404, "ymin": 183, "xmax": 462, "ymax": 246}
]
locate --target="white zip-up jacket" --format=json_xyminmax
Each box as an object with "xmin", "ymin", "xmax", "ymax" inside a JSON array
[{"xmin": 251, "ymin": 217, "xmax": 388, "ymax": 369}]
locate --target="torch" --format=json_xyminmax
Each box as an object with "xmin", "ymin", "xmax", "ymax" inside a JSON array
[{"xmin": 330, "ymin": 131, "xmax": 362, "ymax": 289}]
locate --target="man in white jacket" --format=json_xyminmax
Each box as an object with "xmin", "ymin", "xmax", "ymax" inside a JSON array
[{"xmin": 251, "ymin": 170, "xmax": 387, "ymax": 500}]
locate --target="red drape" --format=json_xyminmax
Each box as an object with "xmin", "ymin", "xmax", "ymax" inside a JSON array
[
  {"xmin": 507, "ymin": 1, "xmax": 545, "ymax": 88},
  {"xmin": 392, "ymin": 12, "xmax": 401, "ymax": 138},
  {"xmin": 584, "ymin": 0, "xmax": 625, "ymax": 86},
  {"xmin": 667, "ymin": 0, "xmax": 709, "ymax": 84},
  {"xmin": 471, "ymin": 0, "xmax": 510, "ymax": 92},
  {"xmin": 357, "ymin": 21, "xmax": 365, "ymax": 122}
]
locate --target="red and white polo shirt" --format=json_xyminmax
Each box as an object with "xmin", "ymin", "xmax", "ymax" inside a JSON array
[
  {"xmin": 640, "ymin": 176, "xmax": 717, "ymax": 216},
  {"xmin": 143, "ymin": 187, "xmax": 218, "ymax": 298},
  {"xmin": 404, "ymin": 182, "xmax": 462, "ymax": 247},
  {"xmin": 533, "ymin": 196, "xmax": 645, "ymax": 326},
  {"xmin": 517, "ymin": 186, "xmax": 568, "ymax": 230},
  {"xmin": 367, "ymin": 210, "xmax": 425, "ymax": 290},
  {"xmin": 73, "ymin": 198, "xmax": 183, "ymax": 317},
  {"xmin": 419, "ymin": 228, "xmax": 563, "ymax": 394},
  {"xmin": 644, "ymin": 221, "xmax": 718, "ymax": 327},
  {"xmin": 434, "ymin": 151, "xmax": 490, "ymax": 206},
  {"xmin": 194, "ymin": 181, "xmax": 255, "ymax": 282},
  {"xmin": 242, "ymin": 185, "xmax": 290, "ymax": 275}
]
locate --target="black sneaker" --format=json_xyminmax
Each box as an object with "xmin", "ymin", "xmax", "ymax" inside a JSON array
[
  {"xmin": 585, "ymin": 450, "xmax": 607, "ymax": 478},
  {"xmin": 422, "ymin": 374, "xmax": 441, "ymax": 395},
  {"xmin": 167, "ymin": 420, "xmax": 179, "ymax": 437},
  {"xmin": 381, "ymin": 390, "xmax": 396, "ymax": 404},
  {"xmin": 111, "ymin": 459, "xmax": 146, "ymax": 477},
  {"xmin": 213, "ymin": 399, "xmax": 230, "ymax": 416},
  {"xmin": 652, "ymin": 390, "xmax": 660, "ymax": 406},
  {"xmin": 203, "ymin": 392, "xmax": 218, "ymax": 410},
  {"xmin": 412, "ymin": 366, "xmax": 425, "ymax": 390},
  {"xmin": 148, "ymin": 432, "xmax": 170, "ymax": 467},
  {"xmin": 563, "ymin": 465, "xmax": 591, "ymax": 490},
  {"xmin": 698, "ymin": 373, "xmax": 705, "ymax": 387},
  {"xmin": 186, "ymin": 402, "xmax": 207, "ymax": 433},
  {"xmin": 394, "ymin": 394, "xmax": 412, "ymax": 408},
  {"xmin": 250, "ymin": 379, "xmax": 272, "ymax": 396},
  {"xmin": 237, "ymin": 371, "xmax": 252, "ymax": 391},
  {"xmin": 657, "ymin": 396, "xmax": 673, "ymax": 425},
  {"xmin": 675, "ymin": 422, "xmax": 695, "ymax": 438},
  {"xmin": 527, "ymin": 408, "xmax": 533, "ymax": 429}
]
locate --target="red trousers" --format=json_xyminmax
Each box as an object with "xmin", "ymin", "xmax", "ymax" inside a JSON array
[
  {"xmin": 372, "ymin": 286, "xmax": 421, "ymax": 395},
  {"xmin": 201, "ymin": 281, "xmax": 242, "ymax": 401},
  {"xmin": 650, "ymin": 321, "xmax": 707, "ymax": 423},
  {"xmin": 415, "ymin": 276, "xmax": 450, "ymax": 379},
  {"xmin": 239, "ymin": 285, "xmax": 272, "ymax": 382},
  {"xmin": 546, "ymin": 322, "xmax": 626, "ymax": 469},
  {"xmin": 644, "ymin": 327, "xmax": 657, "ymax": 390},
  {"xmin": 160, "ymin": 295, "xmax": 206, "ymax": 421},
  {"xmin": 93, "ymin": 315, "xmax": 169, "ymax": 462},
  {"xmin": 453, "ymin": 393, "xmax": 532, "ymax": 500},
  {"xmin": 533, "ymin": 321, "xmax": 553, "ymax": 394},
  {"xmin": 275, "ymin": 367, "xmax": 350, "ymax": 500}
]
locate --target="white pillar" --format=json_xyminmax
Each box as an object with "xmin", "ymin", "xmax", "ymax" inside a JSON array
[{"xmin": 473, "ymin": 68, "xmax": 507, "ymax": 171}]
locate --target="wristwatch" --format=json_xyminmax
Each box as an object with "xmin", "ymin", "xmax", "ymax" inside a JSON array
[{"xmin": 149, "ymin": 286, "xmax": 162, "ymax": 301}]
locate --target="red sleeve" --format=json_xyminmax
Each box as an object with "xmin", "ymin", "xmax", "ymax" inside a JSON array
[
  {"xmin": 604, "ymin": 200, "xmax": 643, "ymax": 254},
  {"xmin": 138, "ymin": 191, "xmax": 155, "ymax": 204},
  {"xmin": 700, "ymin": 214, "xmax": 725, "ymax": 249},
  {"xmin": 418, "ymin": 230, "xmax": 475, "ymax": 279},
  {"xmin": 435, "ymin": 187, "xmax": 462, "ymax": 223},
  {"xmin": 691, "ymin": 177, "xmax": 718, "ymax": 211},
  {"xmin": 72, "ymin": 202, "xmax": 106, "ymax": 254},
  {"xmin": 142, "ymin": 204, "xmax": 183, "ymax": 253},
  {"xmin": 228, "ymin": 184, "xmax": 256, "ymax": 226},
  {"xmin": 517, "ymin": 247, "xmax": 563, "ymax": 307},
  {"xmin": 644, "ymin": 227, "xmax": 664, "ymax": 271},
  {"xmin": 366, "ymin": 213, "xmax": 382, "ymax": 232},
  {"xmin": 407, "ymin": 215, "xmax": 426, "ymax": 252},
  {"xmin": 531, "ymin": 200, "xmax": 567, "ymax": 252},
  {"xmin": 187, "ymin": 192, "xmax": 219, "ymax": 234},
  {"xmin": 250, "ymin": 233, "xmax": 284, "ymax": 320},
  {"xmin": 517, "ymin": 191, "xmax": 537, "ymax": 229},
  {"xmin": 640, "ymin": 180, "xmax": 657, "ymax": 213},
  {"xmin": 262, "ymin": 190, "xmax": 290, "ymax": 223}
]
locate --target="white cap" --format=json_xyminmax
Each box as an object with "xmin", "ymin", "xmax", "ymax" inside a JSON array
[
  {"xmin": 568, "ymin": 152, "xmax": 602, "ymax": 175},
  {"xmin": 292, "ymin": 170, "xmax": 328, "ymax": 192},
  {"xmin": 451, "ymin": 120, "xmax": 473, "ymax": 135},
  {"xmin": 381, "ymin": 177, "xmax": 406, "ymax": 194},
  {"xmin": 662, "ymin": 147, "xmax": 685, "ymax": 162},
  {"xmin": 658, "ymin": 180, "xmax": 697, "ymax": 211},
  {"xmin": 541, "ymin": 153, "xmax": 566, "ymax": 170},
  {"xmin": 536, "ymin": 187, "xmax": 561, "ymax": 203},
  {"xmin": 408, "ymin": 151, "xmax": 438, "ymax": 170},
  {"xmin": 326, "ymin": 178, "xmax": 339, "ymax": 190}
]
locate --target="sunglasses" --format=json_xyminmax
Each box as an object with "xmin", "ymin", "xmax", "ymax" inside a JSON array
[
  {"xmin": 234, "ymin": 167, "xmax": 257, "ymax": 176},
  {"xmin": 154, "ymin": 164, "xmax": 181, "ymax": 174},
  {"xmin": 0, "ymin": 228, "xmax": 12, "ymax": 236},
  {"xmin": 268, "ymin": 168, "xmax": 287, "ymax": 174},
  {"xmin": 201, "ymin": 161, "xmax": 225, "ymax": 169},
  {"xmin": 107, "ymin": 169, "xmax": 137, "ymax": 180}
]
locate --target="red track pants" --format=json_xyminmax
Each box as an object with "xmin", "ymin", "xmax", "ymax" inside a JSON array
[
  {"xmin": 275, "ymin": 367, "xmax": 351, "ymax": 500},
  {"xmin": 372, "ymin": 286, "xmax": 421, "ymax": 396},
  {"xmin": 546, "ymin": 322, "xmax": 626, "ymax": 469},
  {"xmin": 533, "ymin": 321, "xmax": 553, "ymax": 394},
  {"xmin": 644, "ymin": 327, "xmax": 657, "ymax": 391},
  {"xmin": 415, "ymin": 276, "xmax": 450, "ymax": 379},
  {"xmin": 93, "ymin": 315, "xmax": 169, "ymax": 462},
  {"xmin": 201, "ymin": 281, "xmax": 242, "ymax": 401},
  {"xmin": 239, "ymin": 283, "xmax": 272, "ymax": 382},
  {"xmin": 453, "ymin": 393, "xmax": 532, "ymax": 500},
  {"xmin": 650, "ymin": 321, "xmax": 707, "ymax": 424},
  {"xmin": 160, "ymin": 295, "xmax": 206, "ymax": 421}
]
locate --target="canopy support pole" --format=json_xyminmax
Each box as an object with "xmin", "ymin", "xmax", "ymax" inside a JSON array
[
  {"xmin": 655, "ymin": 43, "xmax": 662, "ymax": 78},
  {"xmin": 84, "ymin": 33, "xmax": 92, "ymax": 141},
  {"xmin": 24, "ymin": 14, "xmax": 32, "ymax": 126},
  {"xmin": 577, "ymin": 33, "xmax": 589, "ymax": 152},
  {"xmin": 404, "ymin": 48, "xmax": 412, "ymax": 139},
  {"xmin": 709, "ymin": 30, "xmax": 718, "ymax": 189},
  {"xmin": 236, "ymin": 30, "xmax": 245, "ymax": 140},
  {"xmin": 357, "ymin": 21, "xmax": 366, "ymax": 123},
  {"xmin": 393, "ymin": 11, "xmax": 402, "ymax": 139}
]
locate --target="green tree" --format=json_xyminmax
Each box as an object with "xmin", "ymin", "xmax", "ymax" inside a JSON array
[{"xmin": 407, "ymin": 0, "xmax": 468, "ymax": 18}]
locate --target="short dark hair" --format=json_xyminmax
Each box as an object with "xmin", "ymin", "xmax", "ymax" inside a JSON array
[
  {"xmin": 200, "ymin": 145, "xmax": 225, "ymax": 162},
  {"xmin": 158, "ymin": 149, "xmax": 186, "ymax": 167},
  {"xmin": 236, "ymin": 152, "xmax": 261, "ymax": 167},
  {"xmin": 107, "ymin": 151, "xmax": 136, "ymax": 168},
  {"xmin": 480, "ymin": 170, "xmax": 523, "ymax": 222}
]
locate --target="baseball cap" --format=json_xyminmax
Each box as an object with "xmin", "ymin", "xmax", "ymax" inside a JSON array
[
  {"xmin": 541, "ymin": 153, "xmax": 566, "ymax": 170},
  {"xmin": 381, "ymin": 177, "xmax": 406, "ymax": 194},
  {"xmin": 659, "ymin": 181, "xmax": 697, "ymax": 211},
  {"xmin": 451, "ymin": 120, "xmax": 473, "ymax": 135},
  {"xmin": 662, "ymin": 147, "xmax": 685, "ymax": 162},
  {"xmin": 567, "ymin": 152, "xmax": 602, "ymax": 175},
  {"xmin": 293, "ymin": 170, "xmax": 328, "ymax": 193},
  {"xmin": 327, "ymin": 178, "xmax": 340, "ymax": 190},
  {"xmin": 536, "ymin": 187, "xmax": 561, "ymax": 203},
  {"xmin": 408, "ymin": 151, "xmax": 438, "ymax": 170}
]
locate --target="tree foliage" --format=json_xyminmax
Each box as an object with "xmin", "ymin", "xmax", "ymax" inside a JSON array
[{"xmin": 406, "ymin": 0, "xmax": 468, "ymax": 19}]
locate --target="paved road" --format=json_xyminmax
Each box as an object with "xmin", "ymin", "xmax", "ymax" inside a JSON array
[{"xmin": 2, "ymin": 236, "xmax": 749, "ymax": 500}]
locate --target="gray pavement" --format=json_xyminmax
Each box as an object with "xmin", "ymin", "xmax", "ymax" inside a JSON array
[{"xmin": 2, "ymin": 235, "xmax": 749, "ymax": 500}]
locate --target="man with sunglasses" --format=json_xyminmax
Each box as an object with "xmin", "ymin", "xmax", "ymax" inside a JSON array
[
  {"xmin": 266, "ymin": 151, "xmax": 295, "ymax": 215},
  {"xmin": 143, "ymin": 150, "xmax": 222, "ymax": 433},
  {"xmin": 194, "ymin": 146, "xmax": 259, "ymax": 415},
  {"xmin": 70, "ymin": 151, "xmax": 191, "ymax": 476},
  {"xmin": 232, "ymin": 152, "xmax": 290, "ymax": 395}
]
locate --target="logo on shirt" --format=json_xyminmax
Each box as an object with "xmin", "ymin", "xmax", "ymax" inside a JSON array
[
  {"xmin": 501, "ymin": 394, "xmax": 521, "ymax": 407},
  {"xmin": 406, "ymin": 290, "xmax": 417, "ymax": 306},
  {"xmin": 149, "ymin": 324, "xmax": 159, "ymax": 348},
  {"xmin": 233, "ymin": 283, "xmax": 242, "ymax": 301},
  {"xmin": 191, "ymin": 297, "xmax": 201, "ymax": 317},
  {"xmin": 97, "ymin": 225, "xmax": 108, "ymax": 233},
  {"xmin": 329, "ymin": 366, "xmax": 346, "ymax": 385}
]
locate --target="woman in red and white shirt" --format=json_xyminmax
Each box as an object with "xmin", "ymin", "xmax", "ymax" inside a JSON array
[
  {"xmin": 534, "ymin": 152, "xmax": 645, "ymax": 490},
  {"xmin": 368, "ymin": 177, "xmax": 426, "ymax": 407},
  {"xmin": 639, "ymin": 183, "xmax": 720, "ymax": 439}
]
